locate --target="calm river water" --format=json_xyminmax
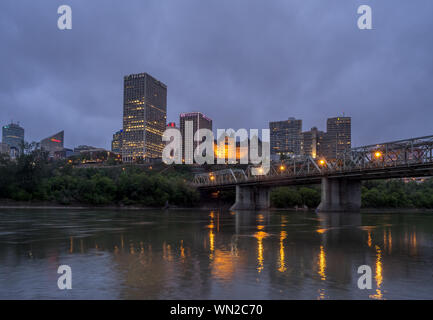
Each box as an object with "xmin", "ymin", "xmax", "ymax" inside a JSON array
[{"xmin": 0, "ymin": 209, "xmax": 432, "ymax": 299}]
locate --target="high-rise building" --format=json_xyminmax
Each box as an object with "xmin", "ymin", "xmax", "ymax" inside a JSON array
[
  {"xmin": 2, "ymin": 122, "xmax": 24, "ymax": 155},
  {"xmin": 323, "ymin": 116, "xmax": 351, "ymax": 159},
  {"xmin": 40, "ymin": 131, "xmax": 64, "ymax": 156},
  {"xmin": 111, "ymin": 130, "xmax": 123, "ymax": 154},
  {"xmin": 122, "ymin": 72, "xmax": 167, "ymax": 163},
  {"xmin": 301, "ymin": 127, "xmax": 325, "ymax": 159},
  {"xmin": 179, "ymin": 112, "xmax": 212, "ymax": 163},
  {"xmin": 269, "ymin": 117, "xmax": 302, "ymax": 157}
]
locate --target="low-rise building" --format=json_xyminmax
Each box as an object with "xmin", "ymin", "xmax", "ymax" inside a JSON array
[
  {"xmin": 40, "ymin": 131, "xmax": 64, "ymax": 157},
  {"xmin": 301, "ymin": 127, "xmax": 325, "ymax": 159},
  {"xmin": 0, "ymin": 142, "xmax": 10, "ymax": 156},
  {"xmin": 111, "ymin": 130, "xmax": 123, "ymax": 154}
]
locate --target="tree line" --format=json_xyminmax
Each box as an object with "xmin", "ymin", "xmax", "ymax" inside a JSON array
[
  {"xmin": 270, "ymin": 178, "xmax": 433, "ymax": 209},
  {"xmin": 0, "ymin": 147, "xmax": 198, "ymax": 207}
]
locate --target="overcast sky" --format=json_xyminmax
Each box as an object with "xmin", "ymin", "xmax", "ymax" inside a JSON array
[{"xmin": 1, "ymin": 0, "xmax": 432, "ymax": 149}]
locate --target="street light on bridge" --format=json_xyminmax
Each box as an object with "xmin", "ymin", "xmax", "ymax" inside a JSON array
[{"xmin": 374, "ymin": 151, "xmax": 383, "ymax": 159}]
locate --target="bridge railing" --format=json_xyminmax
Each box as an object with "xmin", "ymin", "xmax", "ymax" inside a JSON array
[
  {"xmin": 342, "ymin": 135, "xmax": 433, "ymax": 170},
  {"xmin": 193, "ymin": 168, "xmax": 248, "ymax": 186},
  {"xmin": 192, "ymin": 135, "xmax": 433, "ymax": 187},
  {"xmin": 245, "ymin": 156, "xmax": 322, "ymax": 179}
]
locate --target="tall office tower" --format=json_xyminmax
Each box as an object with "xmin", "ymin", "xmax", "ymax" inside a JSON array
[
  {"xmin": 269, "ymin": 117, "xmax": 302, "ymax": 157},
  {"xmin": 40, "ymin": 131, "xmax": 64, "ymax": 156},
  {"xmin": 179, "ymin": 112, "xmax": 212, "ymax": 163},
  {"xmin": 111, "ymin": 130, "xmax": 123, "ymax": 154},
  {"xmin": 2, "ymin": 122, "xmax": 24, "ymax": 154},
  {"xmin": 122, "ymin": 73, "xmax": 167, "ymax": 163},
  {"xmin": 301, "ymin": 127, "xmax": 325, "ymax": 159},
  {"xmin": 323, "ymin": 116, "xmax": 351, "ymax": 159}
]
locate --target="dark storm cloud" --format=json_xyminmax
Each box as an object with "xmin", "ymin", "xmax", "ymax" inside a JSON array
[{"xmin": 0, "ymin": 0, "xmax": 432, "ymax": 148}]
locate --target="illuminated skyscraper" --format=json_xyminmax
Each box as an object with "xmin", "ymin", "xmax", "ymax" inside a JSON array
[
  {"xmin": 179, "ymin": 112, "xmax": 212, "ymax": 163},
  {"xmin": 122, "ymin": 73, "xmax": 167, "ymax": 163},
  {"xmin": 2, "ymin": 122, "xmax": 24, "ymax": 155},
  {"xmin": 269, "ymin": 117, "xmax": 302, "ymax": 157}
]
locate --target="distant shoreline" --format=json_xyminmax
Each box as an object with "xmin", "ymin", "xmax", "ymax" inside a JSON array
[
  {"xmin": 0, "ymin": 200, "xmax": 228, "ymax": 211},
  {"xmin": 0, "ymin": 200, "xmax": 164, "ymax": 210},
  {"xmin": 0, "ymin": 201, "xmax": 432, "ymax": 213}
]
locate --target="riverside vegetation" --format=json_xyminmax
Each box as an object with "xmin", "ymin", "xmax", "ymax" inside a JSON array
[
  {"xmin": 1, "ymin": 146, "xmax": 433, "ymax": 209},
  {"xmin": 0, "ymin": 146, "xmax": 198, "ymax": 207},
  {"xmin": 270, "ymin": 178, "xmax": 433, "ymax": 209}
]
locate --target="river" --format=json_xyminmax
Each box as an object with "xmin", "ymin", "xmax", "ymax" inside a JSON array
[{"xmin": 0, "ymin": 208, "xmax": 432, "ymax": 299}]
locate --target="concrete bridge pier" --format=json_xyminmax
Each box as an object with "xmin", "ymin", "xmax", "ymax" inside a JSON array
[
  {"xmin": 317, "ymin": 177, "xmax": 361, "ymax": 213},
  {"xmin": 230, "ymin": 185, "xmax": 270, "ymax": 211}
]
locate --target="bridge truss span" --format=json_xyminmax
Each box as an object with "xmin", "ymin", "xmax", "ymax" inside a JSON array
[{"xmin": 192, "ymin": 135, "xmax": 433, "ymax": 189}]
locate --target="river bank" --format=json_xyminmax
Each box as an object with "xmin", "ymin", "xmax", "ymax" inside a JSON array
[
  {"xmin": 0, "ymin": 199, "xmax": 234, "ymax": 211},
  {"xmin": 1, "ymin": 200, "xmax": 432, "ymax": 213}
]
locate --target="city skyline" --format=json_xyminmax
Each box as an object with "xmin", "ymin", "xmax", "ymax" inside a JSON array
[
  {"xmin": 1, "ymin": 1, "xmax": 433, "ymax": 150},
  {"xmin": 1, "ymin": 1, "xmax": 433, "ymax": 303}
]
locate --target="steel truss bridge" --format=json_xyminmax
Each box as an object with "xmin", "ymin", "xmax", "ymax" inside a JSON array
[{"xmin": 192, "ymin": 135, "xmax": 433, "ymax": 190}]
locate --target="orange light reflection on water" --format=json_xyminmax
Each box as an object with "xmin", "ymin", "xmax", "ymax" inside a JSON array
[
  {"xmin": 278, "ymin": 231, "xmax": 287, "ymax": 273},
  {"xmin": 316, "ymin": 245, "xmax": 327, "ymax": 300},
  {"xmin": 369, "ymin": 245, "xmax": 383, "ymax": 300}
]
